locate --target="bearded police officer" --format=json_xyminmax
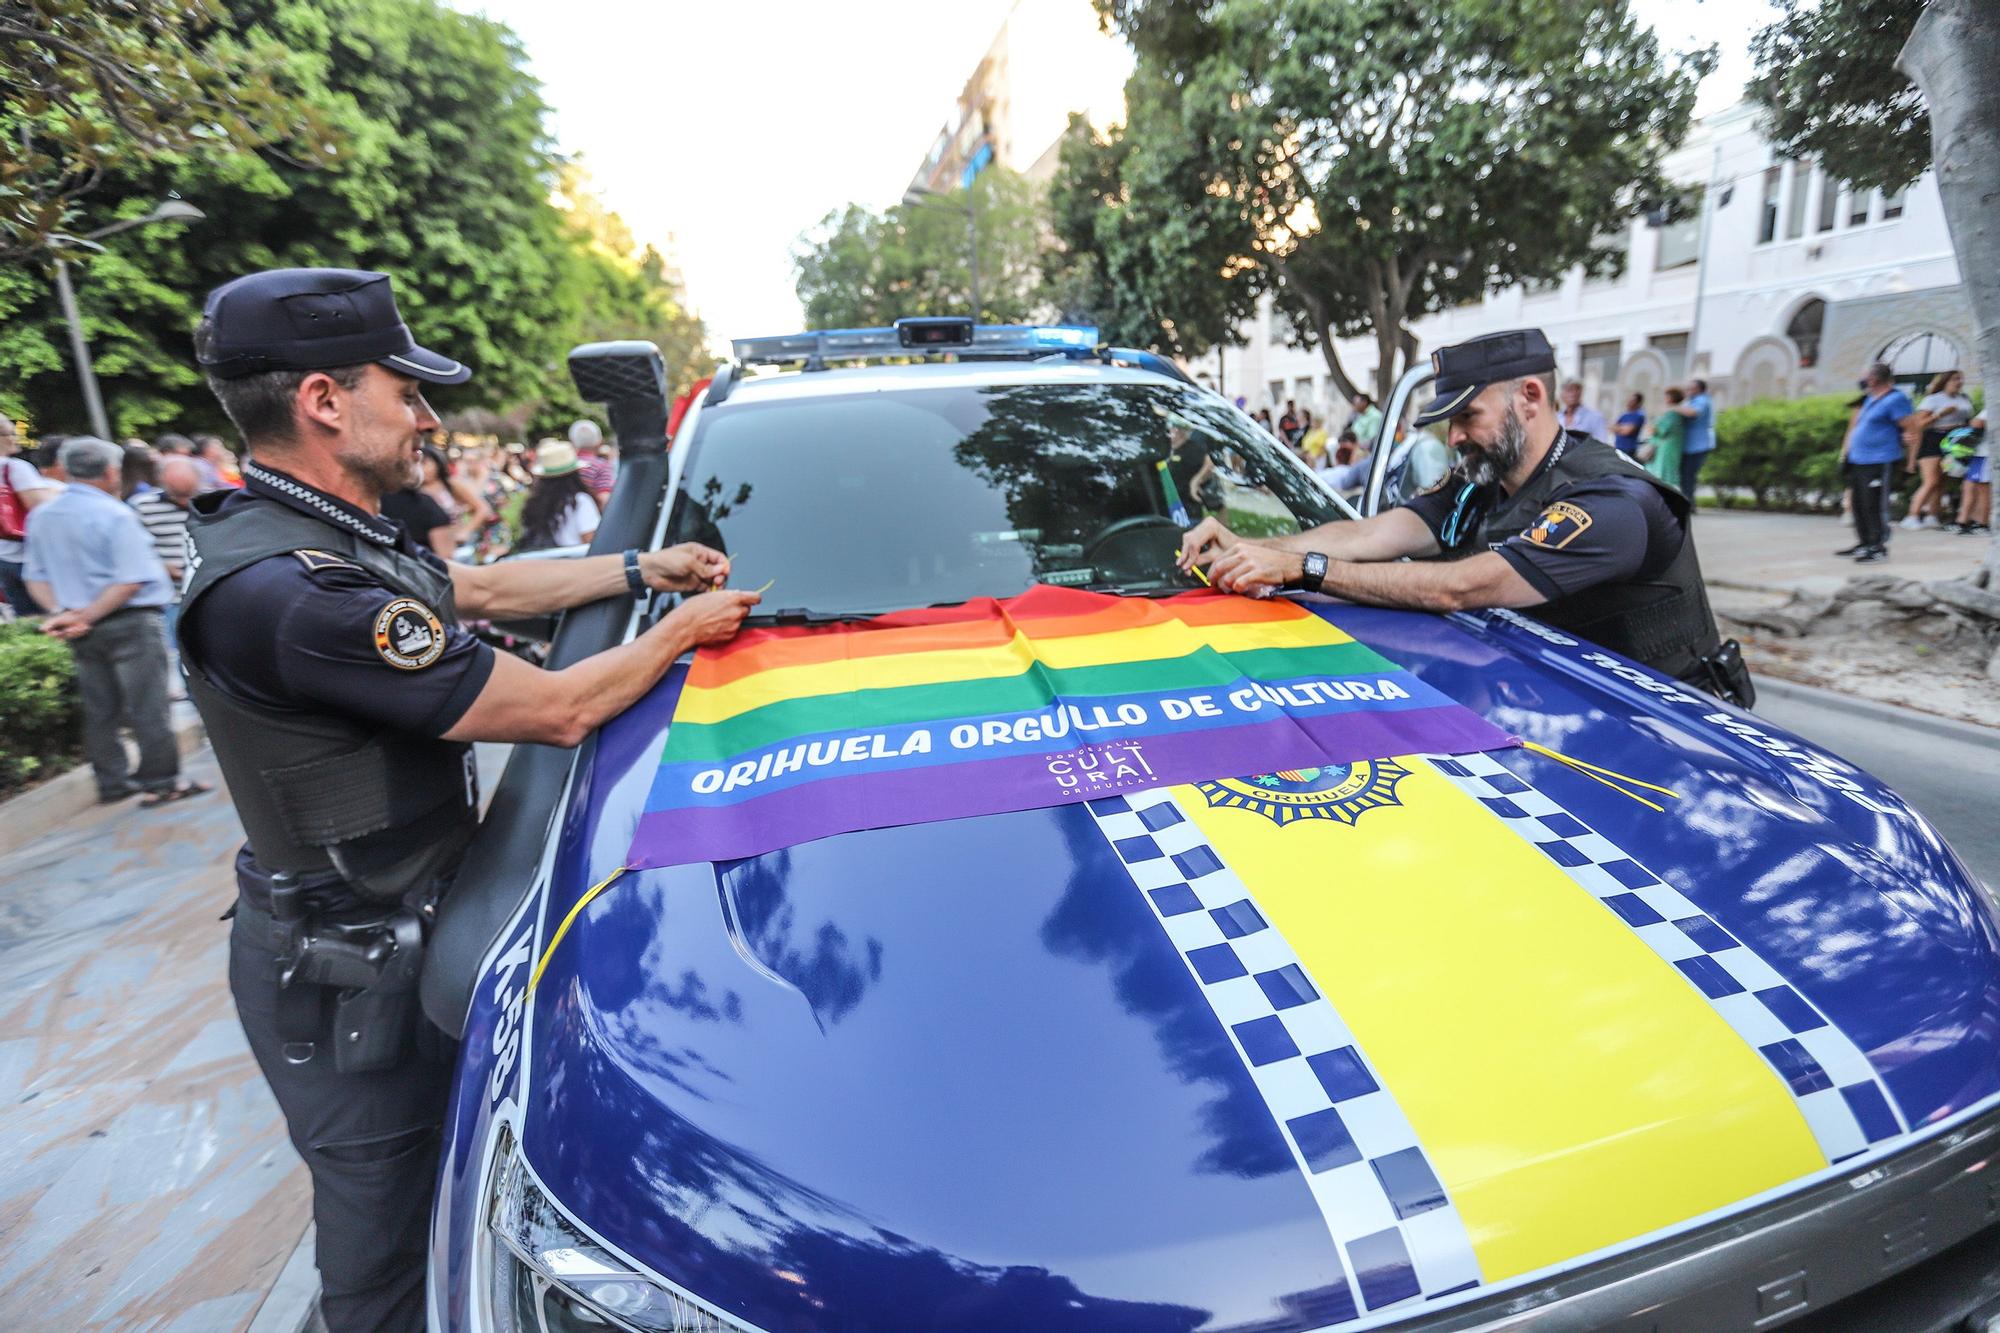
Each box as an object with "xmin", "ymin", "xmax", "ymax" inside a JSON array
[
  {"xmin": 185, "ymin": 268, "xmax": 760, "ymax": 1332},
  {"xmin": 1180, "ymin": 329, "xmax": 1750, "ymax": 703}
]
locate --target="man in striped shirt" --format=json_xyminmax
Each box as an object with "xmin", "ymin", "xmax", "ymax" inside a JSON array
[{"xmin": 130, "ymin": 456, "xmax": 203, "ymax": 658}]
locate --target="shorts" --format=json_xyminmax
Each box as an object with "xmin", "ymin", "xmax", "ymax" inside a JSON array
[
  {"xmin": 1968, "ymin": 456, "xmax": 1989, "ymax": 484},
  {"xmin": 1917, "ymin": 429, "xmax": 1947, "ymax": 461}
]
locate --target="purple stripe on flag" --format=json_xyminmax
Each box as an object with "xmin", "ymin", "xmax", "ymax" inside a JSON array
[{"xmin": 628, "ymin": 703, "xmax": 1509, "ymax": 869}]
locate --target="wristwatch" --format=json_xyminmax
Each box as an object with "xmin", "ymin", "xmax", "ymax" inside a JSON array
[
  {"xmin": 623, "ymin": 548, "xmax": 647, "ymax": 597},
  {"xmin": 1291, "ymin": 551, "xmax": 1328, "ymax": 594}
]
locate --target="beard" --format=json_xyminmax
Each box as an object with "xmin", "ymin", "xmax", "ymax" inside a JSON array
[
  {"xmin": 339, "ymin": 439, "xmax": 421, "ymax": 500},
  {"xmin": 1460, "ymin": 403, "xmax": 1529, "ymax": 487}
]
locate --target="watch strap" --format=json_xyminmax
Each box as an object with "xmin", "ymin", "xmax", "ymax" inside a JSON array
[{"xmin": 623, "ymin": 548, "xmax": 646, "ymax": 597}]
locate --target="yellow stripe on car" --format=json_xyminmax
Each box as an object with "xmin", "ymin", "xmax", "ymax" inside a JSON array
[{"xmin": 1175, "ymin": 760, "xmax": 1825, "ymax": 1282}]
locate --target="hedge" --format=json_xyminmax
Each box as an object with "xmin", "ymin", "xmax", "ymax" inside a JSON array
[
  {"xmin": 0, "ymin": 620, "xmax": 80, "ymax": 791},
  {"xmin": 1703, "ymin": 393, "xmax": 1854, "ymax": 511}
]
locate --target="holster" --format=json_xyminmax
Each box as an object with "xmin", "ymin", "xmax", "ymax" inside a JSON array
[
  {"xmin": 1689, "ymin": 637, "xmax": 1757, "ymax": 710},
  {"xmin": 262, "ymin": 871, "xmax": 429, "ymax": 1075}
]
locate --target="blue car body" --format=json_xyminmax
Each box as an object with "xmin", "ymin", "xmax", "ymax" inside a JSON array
[{"xmin": 430, "ymin": 363, "xmax": 2000, "ymax": 1333}]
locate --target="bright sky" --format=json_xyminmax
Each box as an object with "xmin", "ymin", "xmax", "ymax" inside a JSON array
[{"xmin": 454, "ymin": 0, "xmax": 1778, "ymax": 351}]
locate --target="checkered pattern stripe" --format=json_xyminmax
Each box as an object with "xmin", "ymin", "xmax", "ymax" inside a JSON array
[
  {"xmin": 1085, "ymin": 791, "xmax": 1481, "ymax": 1320},
  {"xmin": 1425, "ymin": 752, "xmax": 1907, "ymax": 1163}
]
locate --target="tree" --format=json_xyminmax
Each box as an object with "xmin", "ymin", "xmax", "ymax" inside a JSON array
[
  {"xmin": 1045, "ymin": 84, "xmax": 1260, "ymax": 358},
  {"xmin": 0, "ymin": 0, "xmax": 332, "ymax": 260},
  {"xmin": 1750, "ymin": 0, "xmax": 1928, "ymax": 193},
  {"xmin": 793, "ymin": 166, "xmax": 1045, "ymax": 328},
  {"xmin": 1057, "ymin": 0, "xmax": 1713, "ymax": 403},
  {"xmin": 0, "ymin": 0, "xmax": 709, "ymax": 437}
]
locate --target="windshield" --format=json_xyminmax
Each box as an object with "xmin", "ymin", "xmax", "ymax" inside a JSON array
[{"xmin": 665, "ymin": 380, "xmax": 1347, "ymax": 618}]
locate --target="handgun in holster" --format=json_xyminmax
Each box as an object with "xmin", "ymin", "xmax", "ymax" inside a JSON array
[{"xmin": 270, "ymin": 872, "xmax": 426, "ymax": 1074}]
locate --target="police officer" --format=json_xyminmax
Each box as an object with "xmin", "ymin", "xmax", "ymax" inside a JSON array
[
  {"xmin": 1180, "ymin": 329, "xmax": 1751, "ymax": 703},
  {"xmin": 184, "ymin": 268, "xmax": 760, "ymax": 1332}
]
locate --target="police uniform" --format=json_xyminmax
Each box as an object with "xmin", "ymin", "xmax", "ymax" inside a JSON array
[
  {"xmin": 1400, "ymin": 330, "xmax": 1749, "ymax": 703},
  {"xmin": 186, "ymin": 269, "xmax": 483, "ymax": 1333}
]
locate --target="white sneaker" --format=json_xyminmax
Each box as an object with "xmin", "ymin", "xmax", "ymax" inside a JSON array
[
  {"xmin": 1919, "ymin": 515, "xmax": 1940, "ymax": 529},
  {"xmin": 1898, "ymin": 515, "xmax": 1922, "ymax": 530}
]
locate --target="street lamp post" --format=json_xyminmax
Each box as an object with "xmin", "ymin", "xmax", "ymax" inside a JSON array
[{"xmin": 49, "ymin": 200, "xmax": 204, "ymax": 439}]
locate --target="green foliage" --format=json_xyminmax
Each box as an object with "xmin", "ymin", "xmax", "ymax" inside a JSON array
[
  {"xmin": 793, "ymin": 167, "xmax": 1046, "ymax": 328},
  {"xmin": 0, "ymin": 0, "xmax": 708, "ymax": 438},
  {"xmin": 0, "ymin": 620, "xmax": 79, "ymax": 790},
  {"xmin": 1750, "ymin": 0, "xmax": 1929, "ymax": 194},
  {"xmin": 0, "ymin": 0, "xmax": 334, "ymax": 260},
  {"xmin": 1059, "ymin": 0, "xmax": 1713, "ymax": 400},
  {"xmin": 1705, "ymin": 393, "xmax": 1856, "ymax": 511}
]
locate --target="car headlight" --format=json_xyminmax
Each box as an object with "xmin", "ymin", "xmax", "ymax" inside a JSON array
[{"xmin": 486, "ymin": 1133, "xmax": 750, "ymax": 1332}]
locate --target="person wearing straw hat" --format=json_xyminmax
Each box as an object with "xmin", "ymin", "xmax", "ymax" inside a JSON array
[
  {"xmin": 516, "ymin": 437, "xmax": 600, "ymax": 550},
  {"xmin": 179, "ymin": 267, "xmax": 761, "ymax": 1333},
  {"xmin": 1180, "ymin": 328, "xmax": 1748, "ymax": 703}
]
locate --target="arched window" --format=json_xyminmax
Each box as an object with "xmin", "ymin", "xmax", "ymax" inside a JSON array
[
  {"xmin": 1785, "ymin": 298, "xmax": 1825, "ymax": 368},
  {"xmin": 1879, "ymin": 330, "xmax": 1962, "ymax": 386}
]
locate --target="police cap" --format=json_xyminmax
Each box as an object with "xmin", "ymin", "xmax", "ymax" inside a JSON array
[
  {"xmin": 197, "ymin": 268, "xmax": 471, "ymax": 385},
  {"xmin": 1411, "ymin": 328, "xmax": 1555, "ymax": 426}
]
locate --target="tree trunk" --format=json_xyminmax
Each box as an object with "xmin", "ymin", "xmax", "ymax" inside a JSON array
[{"xmin": 1899, "ymin": 0, "xmax": 2000, "ymax": 586}]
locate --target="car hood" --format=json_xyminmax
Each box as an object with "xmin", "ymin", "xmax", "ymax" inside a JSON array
[{"xmin": 519, "ymin": 604, "xmax": 2000, "ymax": 1332}]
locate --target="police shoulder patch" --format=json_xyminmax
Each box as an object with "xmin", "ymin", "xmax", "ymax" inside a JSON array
[
  {"xmin": 373, "ymin": 597, "xmax": 446, "ymax": 670},
  {"xmin": 1520, "ymin": 499, "xmax": 1593, "ymax": 549},
  {"xmin": 293, "ymin": 548, "xmax": 358, "ymax": 573}
]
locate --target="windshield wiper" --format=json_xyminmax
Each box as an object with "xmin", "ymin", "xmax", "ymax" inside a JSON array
[
  {"xmin": 1066, "ymin": 578, "xmax": 1197, "ymax": 599},
  {"xmin": 742, "ymin": 606, "xmax": 887, "ymax": 626}
]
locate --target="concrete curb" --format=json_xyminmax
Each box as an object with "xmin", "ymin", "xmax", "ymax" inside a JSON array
[
  {"xmin": 1754, "ymin": 673, "xmax": 2000, "ymax": 753},
  {"xmin": 0, "ymin": 704, "xmax": 207, "ymax": 858},
  {"xmin": 245, "ymin": 1224, "xmax": 321, "ymax": 1333}
]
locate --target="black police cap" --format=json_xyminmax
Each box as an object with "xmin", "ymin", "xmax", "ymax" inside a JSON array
[
  {"xmin": 1412, "ymin": 329, "xmax": 1555, "ymax": 426},
  {"xmin": 196, "ymin": 268, "xmax": 470, "ymax": 385}
]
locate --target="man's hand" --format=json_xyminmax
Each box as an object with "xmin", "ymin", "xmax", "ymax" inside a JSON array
[
  {"xmin": 1206, "ymin": 542, "xmax": 1304, "ymax": 597},
  {"xmin": 641, "ymin": 542, "xmax": 730, "ymax": 592},
  {"xmin": 40, "ymin": 611, "xmax": 89, "ymax": 641},
  {"xmin": 664, "ymin": 588, "xmax": 761, "ymax": 645},
  {"xmin": 1176, "ymin": 517, "xmax": 1240, "ymax": 574}
]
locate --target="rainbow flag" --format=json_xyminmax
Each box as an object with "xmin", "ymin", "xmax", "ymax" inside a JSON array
[{"xmin": 626, "ymin": 586, "xmax": 1512, "ymax": 868}]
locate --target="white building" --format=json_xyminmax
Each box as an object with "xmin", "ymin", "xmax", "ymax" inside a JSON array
[{"xmin": 1189, "ymin": 101, "xmax": 1976, "ymax": 427}]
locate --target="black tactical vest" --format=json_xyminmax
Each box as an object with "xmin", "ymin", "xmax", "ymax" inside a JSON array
[
  {"xmin": 1455, "ymin": 432, "xmax": 1723, "ymax": 681},
  {"xmin": 180, "ymin": 491, "xmax": 478, "ymax": 904}
]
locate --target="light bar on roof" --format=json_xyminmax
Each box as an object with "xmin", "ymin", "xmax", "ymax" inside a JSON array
[{"xmin": 730, "ymin": 322, "xmax": 1102, "ymax": 368}]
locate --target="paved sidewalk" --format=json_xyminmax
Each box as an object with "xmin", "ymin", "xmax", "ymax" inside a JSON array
[
  {"xmin": 1694, "ymin": 507, "xmax": 1992, "ymax": 595},
  {"xmin": 0, "ymin": 747, "xmax": 310, "ymax": 1331}
]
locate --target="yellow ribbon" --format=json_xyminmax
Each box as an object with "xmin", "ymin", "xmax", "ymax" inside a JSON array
[
  {"xmin": 528, "ymin": 865, "xmax": 629, "ymax": 994},
  {"xmin": 1521, "ymin": 740, "xmax": 1681, "ymax": 813}
]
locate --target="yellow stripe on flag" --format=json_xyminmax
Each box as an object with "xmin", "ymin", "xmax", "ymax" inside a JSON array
[
  {"xmin": 1176, "ymin": 761, "xmax": 1823, "ymax": 1282},
  {"xmin": 673, "ymin": 616, "xmax": 1353, "ymax": 724}
]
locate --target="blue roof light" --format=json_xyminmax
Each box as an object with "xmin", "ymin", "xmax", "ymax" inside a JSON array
[{"xmin": 731, "ymin": 322, "xmax": 1102, "ymax": 368}]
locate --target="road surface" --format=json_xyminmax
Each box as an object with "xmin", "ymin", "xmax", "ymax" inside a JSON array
[{"xmin": 1756, "ymin": 678, "xmax": 2000, "ymax": 890}]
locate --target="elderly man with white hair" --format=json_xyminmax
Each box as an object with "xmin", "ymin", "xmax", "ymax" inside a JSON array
[
  {"xmin": 24, "ymin": 437, "xmax": 209, "ymax": 805},
  {"xmin": 570, "ymin": 417, "xmax": 617, "ymax": 502}
]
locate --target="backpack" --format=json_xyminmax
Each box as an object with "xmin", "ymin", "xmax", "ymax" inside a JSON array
[
  {"xmin": 0, "ymin": 463, "xmax": 25, "ymax": 542},
  {"xmin": 1940, "ymin": 425, "xmax": 1984, "ymax": 479}
]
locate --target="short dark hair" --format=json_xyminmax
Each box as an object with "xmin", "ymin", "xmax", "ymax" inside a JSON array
[
  {"xmin": 154, "ymin": 432, "xmax": 195, "ymax": 455},
  {"xmin": 199, "ymin": 316, "xmax": 367, "ymax": 447},
  {"xmin": 123, "ymin": 443, "xmax": 157, "ymax": 489},
  {"xmin": 1691, "ymin": 377, "xmax": 1708, "ymax": 393}
]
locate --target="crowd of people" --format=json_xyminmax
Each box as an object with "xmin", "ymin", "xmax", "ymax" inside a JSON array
[
  {"xmin": 0, "ymin": 412, "xmax": 623, "ymax": 807},
  {"xmin": 1249, "ymin": 389, "xmax": 1449, "ymax": 499}
]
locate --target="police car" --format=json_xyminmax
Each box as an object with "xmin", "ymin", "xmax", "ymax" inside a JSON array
[{"xmin": 422, "ymin": 320, "xmax": 2000, "ymax": 1332}]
